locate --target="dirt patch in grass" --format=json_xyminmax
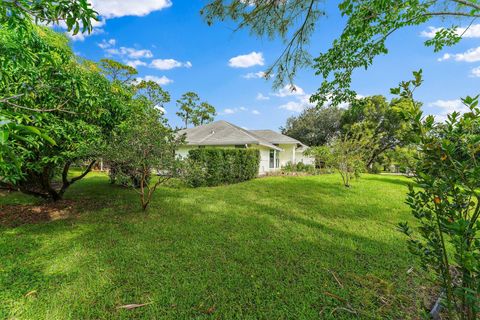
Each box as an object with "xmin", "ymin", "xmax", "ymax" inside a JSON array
[{"xmin": 0, "ymin": 200, "xmax": 76, "ymax": 227}]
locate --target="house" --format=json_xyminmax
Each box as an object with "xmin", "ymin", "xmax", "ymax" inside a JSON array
[{"xmin": 177, "ymin": 120, "xmax": 314, "ymax": 174}]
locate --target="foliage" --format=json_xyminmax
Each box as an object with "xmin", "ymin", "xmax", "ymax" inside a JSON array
[
  {"xmin": 396, "ymin": 72, "xmax": 480, "ymax": 318},
  {"xmin": 0, "ymin": 0, "xmax": 100, "ymax": 186},
  {"xmin": 282, "ymin": 161, "xmax": 316, "ymax": 174},
  {"xmin": 99, "ymin": 58, "xmax": 138, "ymax": 84},
  {"xmin": 184, "ymin": 148, "xmax": 260, "ymax": 187},
  {"xmin": 0, "ymin": 25, "xmax": 127, "ymax": 200},
  {"xmin": 304, "ymin": 145, "xmax": 334, "ymax": 168},
  {"xmin": 341, "ymin": 95, "xmax": 413, "ymax": 169},
  {"xmin": 176, "ymin": 92, "xmax": 216, "ymax": 128},
  {"xmin": 203, "ymin": 0, "xmax": 480, "ymax": 105},
  {"xmin": 326, "ymin": 132, "xmax": 368, "ymax": 187},
  {"xmin": 103, "ymin": 85, "xmax": 181, "ymax": 211},
  {"xmin": 0, "ymin": 114, "xmax": 56, "ymax": 185},
  {"xmin": 281, "ymin": 106, "xmax": 343, "ymax": 146},
  {"xmin": 384, "ymin": 146, "xmax": 418, "ymax": 174},
  {"xmin": 0, "ymin": 0, "xmax": 98, "ymax": 35}
]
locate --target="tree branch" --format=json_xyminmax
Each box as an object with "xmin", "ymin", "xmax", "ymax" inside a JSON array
[
  {"xmin": 1, "ymin": 99, "xmax": 76, "ymax": 114},
  {"xmin": 70, "ymin": 160, "xmax": 96, "ymax": 184},
  {"xmin": 450, "ymin": 0, "xmax": 480, "ymax": 11}
]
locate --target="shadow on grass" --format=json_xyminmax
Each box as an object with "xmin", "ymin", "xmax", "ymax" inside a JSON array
[
  {"xmin": 0, "ymin": 173, "xmax": 424, "ymax": 319},
  {"xmin": 365, "ymin": 175, "xmax": 416, "ymax": 188}
]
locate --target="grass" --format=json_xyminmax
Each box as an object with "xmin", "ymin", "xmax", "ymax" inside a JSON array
[{"xmin": 0, "ymin": 173, "xmax": 427, "ymax": 319}]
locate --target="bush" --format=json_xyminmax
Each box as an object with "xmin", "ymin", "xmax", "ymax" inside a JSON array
[
  {"xmin": 183, "ymin": 148, "xmax": 260, "ymax": 187},
  {"xmin": 282, "ymin": 161, "xmax": 316, "ymax": 174}
]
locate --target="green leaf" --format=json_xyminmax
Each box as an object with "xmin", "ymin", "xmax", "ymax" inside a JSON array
[
  {"xmin": 0, "ymin": 129, "xmax": 9, "ymax": 144},
  {"xmin": 40, "ymin": 133, "xmax": 56, "ymax": 146}
]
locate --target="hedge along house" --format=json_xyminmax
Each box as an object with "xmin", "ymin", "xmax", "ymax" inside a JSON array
[{"xmin": 177, "ymin": 120, "xmax": 314, "ymax": 175}]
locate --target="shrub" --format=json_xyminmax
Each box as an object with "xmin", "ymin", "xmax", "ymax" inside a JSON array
[
  {"xmin": 395, "ymin": 71, "xmax": 480, "ymax": 318},
  {"xmin": 184, "ymin": 148, "xmax": 260, "ymax": 187},
  {"xmin": 282, "ymin": 161, "xmax": 316, "ymax": 174}
]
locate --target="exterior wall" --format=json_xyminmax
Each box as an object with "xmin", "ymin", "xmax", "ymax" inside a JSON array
[
  {"xmin": 247, "ymin": 145, "xmax": 272, "ymax": 175},
  {"xmin": 295, "ymin": 151, "xmax": 315, "ymax": 165},
  {"xmin": 277, "ymin": 144, "xmax": 296, "ymax": 168},
  {"xmin": 176, "ymin": 144, "xmax": 315, "ymax": 175}
]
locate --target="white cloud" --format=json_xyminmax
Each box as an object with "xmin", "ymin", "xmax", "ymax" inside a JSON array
[
  {"xmin": 277, "ymin": 89, "xmax": 314, "ymax": 113},
  {"xmin": 90, "ymin": 0, "xmax": 172, "ymax": 19},
  {"xmin": 98, "ymin": 38, "xmax": 116, "ymax": 49},
  {"xmin": 256, "ymin": 93, "xmax": 270, "ymax": 101},
  {"xmin": 125, "ymin": 60, "xmax": 147, "ymax": 68},
  {"xmin": 421, "ymin": 24, "xmax": 480, "ymax": 38},
  {"xmin": 106, "ymin": 46, "xmax": 154, "ymax": 59},
  {"xmin": 243, "ymin": 71, "xmax": 271, "ymax": 79},
  {"xmin": 438, "ymin": 46, "xmax": 480, "ymax": 62},
  {"xmin": 471, "ymin": 66, "xmax": 480, "ymax": 77},
  {"xmin": 137, "ymin": 75, "xmax": 173, "ymax": 85},
  {"xmin": 223, "ymin": 108, "xmax": 236, "ymax": 114},
  {"xmin": 252, "ymin": 110, "xmax": 260, "ymax": 115},
  {"xmin": 150, "ymin": 59, "xmax": 192, "ymax": 70},
  {"xmin": 428, "ymin": 99, "xmax": 469, "ymax": 122},
  {"xmin": 221, "ymin": 107, "xmax": 249, "ymax": 115},
  {"xmin": 279, "ymin": 101, "xmax": 306, "ymax": 112},
  {"xmin": 273, "ymin": 84, "xmax": 305, "ymax": 97},
  {"xmin": 228, "ymin": 51, "xmax": 264, "ymax": 68}
]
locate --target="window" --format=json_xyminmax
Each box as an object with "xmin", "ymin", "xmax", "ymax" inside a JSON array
[
  {"xmin": 269, "ymin": 150, "xmax": 275, "ymax": 168},
  {"xmin": 275, "ymin": 151, "xmax": 280, "ymax": 168}
]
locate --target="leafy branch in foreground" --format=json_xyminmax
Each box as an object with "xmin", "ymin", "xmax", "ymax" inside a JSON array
[
  {"xmin": 0, "ymin": 0, "xmax": 98, "ymax": 35},
  {"xmin": 396, "ymin": 71, "xmax": 480, "ymax": 319},
  {"xmin": 203, "ymin": 0, "xmax": 480, "ymax": 104}
]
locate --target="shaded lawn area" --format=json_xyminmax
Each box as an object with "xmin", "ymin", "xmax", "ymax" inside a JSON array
[{"xmin": 0, "ymin": 173, "xmax": 428, "ymax": 319}]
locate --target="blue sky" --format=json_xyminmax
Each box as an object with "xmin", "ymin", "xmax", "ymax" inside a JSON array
[{"xmin": 65, "ymin": 1, "xmax": 480, "ymax": 129}]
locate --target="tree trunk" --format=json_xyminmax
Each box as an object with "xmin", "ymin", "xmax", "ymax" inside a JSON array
[{"xmin": 17, "ymin": 160, "xmax": 96, "ymax": 202}]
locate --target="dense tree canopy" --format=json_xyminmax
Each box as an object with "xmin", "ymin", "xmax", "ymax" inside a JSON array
[
  {"xmin": 281, "ymin": 106, "xmax": 343, "ymax": 146},
  {"xmin": 203, "ymin": 0, "xmax": 480, "ymax": 105},
  {"xmin": 341, "ymin": 95, "xmax": 413, "ymax": 167},
  {"xmin": 0, "ymin": 25, "xmax": 128, "ymax": 200}
]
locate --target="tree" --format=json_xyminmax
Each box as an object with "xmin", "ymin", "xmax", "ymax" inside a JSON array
[
  {"xmin": 396, "ymin": 72, "xmax": 480, "ymax": 319},
  {"xmin": 281, "ymin": 105, "xmax": 343, "ymax": 146},
  {"xmin": 100, "ymin": 59, "xmax": 138, "ymax": 84},
  {"xmin": 176, "ymin": 92, "xmax": 200, "ymax": 128},
  {"xmin": 326, "ymin": 131, "xmax": 368, "ymax": 187},
  {"xmin": 0, "ymin": 25, "xmax": 128, "ymax": 200},
  {"xmin": 1, "ymin": 0, "xmax": 99, "ymax": 184},
  {"xmin": 176, "ymin": 92, "xmax": 216, "ymax": 128},
  {"xmin": 196, "ymin": 102, "xmax": 217, "ymax": 125},
  {"xmin": 108, "ymin": 79, "xmax": 171, "ymax": 187},
  {"xmin": 203, "ymin": 0, "xmax": 480, "ymax": 105},
  {"xmin": 103, "ymin": 104, "xmax": 184, "ymax": 211},
  {"xmin": 341, "ymin": 95, "xmax": 412, "ymax": 169}
]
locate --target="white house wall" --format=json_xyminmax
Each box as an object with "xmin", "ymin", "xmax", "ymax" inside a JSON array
[{"xmin": 177, "ymin": 144, "xmax": 315, "ymax": 175}]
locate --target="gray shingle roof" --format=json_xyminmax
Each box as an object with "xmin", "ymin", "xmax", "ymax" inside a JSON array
[
  {"xmin": 249, "ymin": 129, "xmax": 304, "ymax": 145},
  {"xmin": 178, "ymin": 121, "xmax": 283, "ymax": 151}
]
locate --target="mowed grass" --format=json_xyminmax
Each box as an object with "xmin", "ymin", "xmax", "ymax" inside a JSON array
[{"xmin": 0, "ymin": 173, "xmax": 426, "ymax": 319}]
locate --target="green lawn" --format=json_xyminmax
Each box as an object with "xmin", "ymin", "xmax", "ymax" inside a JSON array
[{"xmin": 0, "ymin": 173, "xmax": 428, "ymax": 319}]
